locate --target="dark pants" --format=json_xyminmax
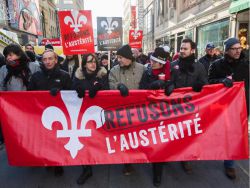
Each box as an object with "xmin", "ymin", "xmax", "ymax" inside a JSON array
[{"xmin": 153, "ymin": 163, "xmax": 163, "ymax": 178}]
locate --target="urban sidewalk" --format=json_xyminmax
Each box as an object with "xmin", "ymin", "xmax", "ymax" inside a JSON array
[{"xmin": 0, "ymin": 147, "xmax": 249, "ymax": 188}]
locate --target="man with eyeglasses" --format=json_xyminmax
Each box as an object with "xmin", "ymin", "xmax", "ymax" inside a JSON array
[{"xmin": 208, "ymin": 37, "xmax": 249, "ymax": 180}]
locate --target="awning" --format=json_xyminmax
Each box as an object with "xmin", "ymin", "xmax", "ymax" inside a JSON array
[{"xmin": 229, "ymin": 0, "xmax": 250, "ymax": 14}]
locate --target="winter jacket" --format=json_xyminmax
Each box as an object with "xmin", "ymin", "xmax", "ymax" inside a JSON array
[
  {"xmin": 0, "ymin": 62, "xmax": 40, "ymax": 91},
  {"xmin": 198, "ymin": 54, "xmax": 219, "ymax": 74},
  {"xmin": 72, "ymin": 66, "xmax": 109, "ymax": 90},
  {"xmin": 208, "ymin": 54, "xmax": 249, "ymax": 113},
  {"xmin": 170, "ymin": 58, "xmax": 208, "ymax": 88},
  {"xmin": 28, "ymin": 65, "xmax": 71, "ymax": 90},
  {"xmin": 109, "ymin": 61, "xmax": 146, "ymax": 89},
  {"xmin": 60, "ymin": 59, "xmax": 79, "ymax": 80},
  {"xmin": 139, "ymin": 64, "xmax": 169, "ymax": 89}
]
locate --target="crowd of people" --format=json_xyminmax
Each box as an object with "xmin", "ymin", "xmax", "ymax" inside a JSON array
[{"xmin": 0, "ymin": 37, "xmax": 248, "ymax": 186}]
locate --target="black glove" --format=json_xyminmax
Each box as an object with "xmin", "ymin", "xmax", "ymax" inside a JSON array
[
  {"xmin": 89, "ymin": 82, "xmax": 102, "ymax": 98},
  {"xmin": 76, "ymin": 86, "xmax": 85, "ymax": 98},
  {"xmin": 50, "ymin": 88, "xmax": 60, "ymax": 96},
  {"xmin": 117, "ymin": 83, "xmax": 129, "ymax": 97},
  {"xmin": 192, "ymin": 81, "xmax": 204, "ymax": 92},
  {"xmin": 150, "ymin": 80, "xmax": 165, "ymax": 90},
  {"xmin": 221, "ymin": 78, "xmax": 233, "ymax": 88},
  {"xmin": 164, "ymin": 81, "xmax": 175, "ymax": 96}
]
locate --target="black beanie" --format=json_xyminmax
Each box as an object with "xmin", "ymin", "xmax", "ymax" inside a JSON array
[
  {"xmin": 224, "ymin": 37, "xmax": 240, "ymax": 51},
  {"xmin": 45, "ymin": 44, "xmax": 54, "ymax": 50},
  {"xmin": 150, "ymin": 47, "xmax": 168, "ymax": 64},
  {"xmin": 116, "ymin": 45, "xmax": 133, "ymax": 60}
]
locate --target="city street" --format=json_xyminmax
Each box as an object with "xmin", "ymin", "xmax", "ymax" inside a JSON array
[{"xmin": 0, "ymin": 147, "xmax": 249, "ymax": 188}]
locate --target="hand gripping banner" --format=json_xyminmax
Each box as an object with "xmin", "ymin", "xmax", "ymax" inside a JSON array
[{"xmin": 0, "ymin": 82, "xmax": 248, "ymax": 166}]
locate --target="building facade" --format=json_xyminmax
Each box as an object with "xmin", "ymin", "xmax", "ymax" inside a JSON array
[
  {"xmin": 145, "ymin": 0, "xmax": 250, "ymax": 57},
  {"xmin": 143, "ymin": 0, "xmax": 154, "ymax": 53},
  {"xmin": 54, "ymin": 0, "xmax": 84, "ymax": 10},
  {"xmin": 123, "ymin": 0, "xmax": 131, "ymax": 44},
  {"xmin": 153, "ymin": 0, "xmax": 233, "ymax": 57},
  {"xmin": 39, "ymin": 0, "xmax": 59, "ymax": 42},
  {"xmin": 0, "ymin": 0, "xmax": 43, "ymax": 45}
]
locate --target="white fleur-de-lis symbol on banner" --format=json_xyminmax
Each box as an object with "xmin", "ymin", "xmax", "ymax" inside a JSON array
[
  {"xmin": 131, "ymin": 31, "xmax": 141, "ymax": 40},
  {"xmin": 64, "ymin": 10, "xmax": 87, "ymax": 33},
  {"xmin": 101, "ymin": 17, "xmax": 119, "ymax": 34},
  {"xmin": 41, "ymin": 91, "xmax": 105, "ymax": 159}
]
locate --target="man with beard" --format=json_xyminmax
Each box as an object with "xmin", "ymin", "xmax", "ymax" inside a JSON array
[
  {"xmin": 198, "ymin": 42, "xmax": 219, "ymax": 73},
  {"xmin": 208, "ymin": 37, "xmax": 249, "ymax": 180},
  {"xmin": 169, "ymin": 38, "xmax": 207, "ymax": 174}
]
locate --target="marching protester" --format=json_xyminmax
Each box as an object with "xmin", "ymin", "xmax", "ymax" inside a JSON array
[
  {"xmin": 24, "ymin": 43, "xmax": 41, "ymax": 61},
  {"xmin": 0, "ymin": 43, "xmax": 40, "ymax": 91},
  {"xmin": 139, "ymin": 47, "xmax": 171, "ymax": 90},
  {"xmin": 99, "ymin": 53, "xmax": 112, "ymax": 72},
  {"xmin": 109, "ymin": 44, "xmax": 146, "ymax": 176},
  {"xmin": 28, "ymin": 50, "xmax": 71, "ymax": 95},
  {"xmin": 139, "ymin": 47, "xmax": 173, "ymax": 187},
  {"xmin": 169, "ymin": 38, "xmax": 208, "ymax": 173},
  {"xmin": 73, "ymin": 53, "xmax": 109, "ymax": 185},
  {"xmin": 28, "ymin": 49, "xmax": 71, "ymax": 176},
  {"xmin": 132, "ymin": 48, "xmax": 148, "ymax": 65},
  {"xmin": 60, "ymin": 55, "xmax": 79, "ymax": 80},
  {"xmin": 0, "ymin": 43, "xmax": 40, "ymax": 153},
  {"xmin": 208, "ymin": 37, "xmax": 249, "ymax": 180},
  {"xmin": 44, "ymin": 44, "xmax": 64, "ymax": 64},
  {"xmin": 198, "ymin": 42, "xmax": 219, "ymax": 73}
]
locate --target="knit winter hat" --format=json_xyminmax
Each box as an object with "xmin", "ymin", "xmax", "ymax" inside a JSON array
[
  {"xmin": 116, "ymin": 45, "xmax": 134, "ymax": 60},
  {"xmin": 205, "ymin": 42, "xmax": 215, "ymax": 49},
  {"xmin": 150, "ymin": 47, "xmax": 168, "ymax": 64},
  {"xmin": 159, "ymin": 45, "xmax": 170, "ymax": 53},
  {"xmin": 224, "ymin": 37, "xmax": 240, "ymax": 51}
]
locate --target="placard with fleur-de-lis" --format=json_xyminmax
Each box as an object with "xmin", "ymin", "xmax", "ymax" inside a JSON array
[
  {"xmin": 97, "ymin": 17, "xmax": 123, "ymax": 51},
  {"xmin": 129, "ymin": 30, "xmax": 143, "ymax": 49},
  {"xmin": 58, "ymin": 10, "xmax": 95, "ymax": 55}
]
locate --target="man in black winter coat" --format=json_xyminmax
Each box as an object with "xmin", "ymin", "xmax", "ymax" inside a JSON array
[
  {"xmin": 198, "ymin": 42, "xmax": 219, "ymax": 73},
  {"xmin": 170, "ymin": 38, "xmax": 208, "ymax": 174},
  {"xmin": 28, "ymin": 50, "xmax": 71, "ymax": 176},
  {"xmin": 208, "ymin": 37, "xmax": 249, "ymax": 180},
  {"xmin": 28, "ymin": 50, "xmax": 71, "ymax": 92}
]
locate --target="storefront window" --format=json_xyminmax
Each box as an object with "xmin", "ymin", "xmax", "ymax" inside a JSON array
[
  {"xmin": 170, "ymin": 34, "xmax": 175, "ymax": 54},
  {"xmin": 238, "ymin": 23, "xmax": 248, "ymax": 50},
  {"xmin": 197, "ymin": 19, "xmax": 229, "ymax": 58},
  {"xmin": 185, "ymin": 29, "xmax": 194, "ymax": 40}
]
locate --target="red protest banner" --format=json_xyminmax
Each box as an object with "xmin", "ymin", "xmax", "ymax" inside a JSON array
[
  {"xmin": 58, "ymin": 10, "xmax": 94, "ymax": 55},
  {"xmin": 40, "ymin": 38, "xmax": 61, "ymax": 46},
  {"xmin": 129, "ymin": 30, "xmax": 143, "ymax": 49},
  {"xmin": 0, "ymin": 83, "xmax": 248, "ymax": 166},
  {"xmin": 131, "ymin": 6, "xmax": 137, "ymax": 29}
]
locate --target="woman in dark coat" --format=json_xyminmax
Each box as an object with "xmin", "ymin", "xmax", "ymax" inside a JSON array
[
  {"xmin": 73, "ymin": 53, "xmax": 109, "ymax": 185},
  {"xmin": 139, "ymin": 47, "xmax": 173, "ymax": 187}
]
